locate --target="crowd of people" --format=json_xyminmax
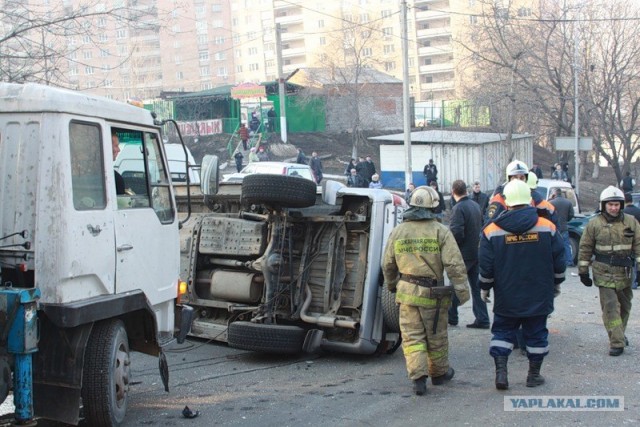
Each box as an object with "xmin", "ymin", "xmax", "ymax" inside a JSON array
[{"xmin": 384, "ymin": 159, "xmax": 638, "ymax": 398}]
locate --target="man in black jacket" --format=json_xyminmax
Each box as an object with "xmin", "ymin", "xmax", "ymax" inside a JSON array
[
  {"xmin": 623, "ymin": 192, "xmax": 640, "ymax": 289},
  {"xmin": 470, "ymin": 181, "xmax": 489, "ymax": 219},
  {"xmin": 448, "ymin": 180, "xmax": 488, "ymax": 328},
  {"xmin": 549, "ymin": 188, "xmax": 575, "ymax": 267}
]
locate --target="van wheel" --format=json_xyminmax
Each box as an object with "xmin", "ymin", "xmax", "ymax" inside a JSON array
[
  {"xmin": 227, "ymin": 321, "xmax": 305, "ymax": 354},
  {"xmin": 241, "ymin": 174, "xmax": 316, "ymax": 208},
  {"xmin": 81, "ymin": 320, "xmax": 130, "ymax": 426},
  {"xmin": 569, "ymin": 235, "xmax": 579, "ymax": 266},
  {"xmin": 380, "ymin": 286, "xmax": 400, "ymax": 333}
]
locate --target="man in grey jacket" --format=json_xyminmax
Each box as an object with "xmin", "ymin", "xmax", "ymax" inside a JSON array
[{"xmin": 550, "ymin": 188, "xmax": 574, "ymax": 267}]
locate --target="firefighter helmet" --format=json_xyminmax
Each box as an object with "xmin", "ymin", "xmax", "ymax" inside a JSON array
[
  {"xmin": 599, "ymin": 185, "xmax": 625, "ymax": 211},
  {"xmin": 527, "ymin": 173, "xmax": 538, "ymax": 189},
  {"xmin": 409, "ymin": 186, "xmax": 440, "ymax": 209},
  {"xmin": 503, "ymin": 179, "xmax": 532, "ymax": 207},
  {"xmin": 505, "ymin": 160, "xmax": 529, "ymax": 181}
]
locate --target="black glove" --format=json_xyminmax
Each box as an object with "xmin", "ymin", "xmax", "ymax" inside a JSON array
[{"xmin": 579, "ymin": 274, "xmax": 593, "ymax": 287}]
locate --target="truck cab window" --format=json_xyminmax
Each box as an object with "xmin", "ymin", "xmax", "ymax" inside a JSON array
[
  {"xmin": 145, "ymin": 132, "xmax": 174, "ymax": 223},
  {"xmin": 69, "ymin": 122, "xmax": 106, "ymax": 210}
]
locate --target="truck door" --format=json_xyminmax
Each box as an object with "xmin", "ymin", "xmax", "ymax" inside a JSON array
[
  {"xmin": 112, "ymin": 129, "xmax": 179, "ymax": 314},
  {"xmin": 67, "ymin": 121, "xmax": 117, "ymax": 296}
]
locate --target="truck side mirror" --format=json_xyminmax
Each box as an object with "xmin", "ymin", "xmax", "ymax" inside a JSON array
[{"xmin": 200, "ymin": 155, "xmax": 220, "ymax": 196}]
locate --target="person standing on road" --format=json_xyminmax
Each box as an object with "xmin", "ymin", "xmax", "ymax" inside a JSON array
[
  {"xmin": 623, "ymin": 192, "xmax": 640, "ymax": 290},
  {"xmin": 479, "ymin": 180, "xmax": 565, "ymax": 390},
  {"xmin": 363, "ymin": 155, "xmax": 377, "ymax": 184},
  {"xmin": 233, "ymin": 149, "xmax": 244, "ymax": 172},
  {"xmin": 620, "ymin": 171, "xmax": 635, "ymax": 194},
  {"xmin": 423, "ymin": 159, "xmax": 438, "ymax": 184},
  {"xmin": 486, "ymin": 160, "xmax": 556, "ymax": 225},
  {"xmin": 405, "ymin": 183, "xmax": 416, "ymax": 204},
  {"xmin": 429, "ymin": 181, "xmax": 445, "ymax": 222},
  {"xmin": 237, "ymin": 123, "xmax": 249, "ymax": 151},
  {"xmin": 550, "ymin": 188, "xmax": 575, "ymax": 267},
  {"xmin": 296, "ymin": 147, "xmax": 308, "ymax": 164},
  {"xmin": 347, "ymin": 168, "xmax": 365, "ymax": 188},
  {"xmin": 471, "ymin": 181, "xmax": 489, "ymax": 219},
  {"xmin": 309, "ymin": 151, "xmax": 323, "ymax": 184},
  {"xmin": 578, "ymin": 186, "xmax": 640, "ymax": 356},
  {"xmin": 447, "ymin": 180, "xmax": 488, "ymax": 329},
  {"xmin": 382, "ymin": 186, "xmax": 470, "ymax": 396}
]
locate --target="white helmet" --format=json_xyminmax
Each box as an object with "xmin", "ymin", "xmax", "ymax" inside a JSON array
[
  {"xmin": 503, "ymin": 180, "xmax": 532, "ymax": 207},
  {"xmin": 527, "ymin": 173, "xmax": 538, "ymax": 189},
  {"xmin": 505, "ymin": 160, "xmax": 529, "ymax": 181},
  {"xmin": 409, "ymin": 186, "xmax": 440, "ymax": 208},
  {"xmin": 599, "ymin": 185, "xmax": 624, "ymax": 211}
]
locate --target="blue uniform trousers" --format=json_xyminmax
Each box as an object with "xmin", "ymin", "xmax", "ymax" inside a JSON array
[{"xmin": 489, "ymin": 314, "xmax": 549, "ymax": 362}]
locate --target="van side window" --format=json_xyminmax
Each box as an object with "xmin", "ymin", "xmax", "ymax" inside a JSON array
[
  {"xmin": 145, "ymin": 133, "xmax": 175, "ymax": 223},
  {"xmin": 70, "ymin": 122, "xmax": 106, "ymax": 210}
]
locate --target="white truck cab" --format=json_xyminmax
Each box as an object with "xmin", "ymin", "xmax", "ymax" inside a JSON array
[{"xmin": 0, "ymin": 83, "xmax": 192, "ymax": 426}]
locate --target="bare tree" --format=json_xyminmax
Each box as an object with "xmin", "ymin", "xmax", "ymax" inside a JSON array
[
  {"xmin": 306, "ymin": 14, "xmax": 386, "ymax": 159},
  {"xmin": 0, "ymin": 0, "xmax": 152, "ymax": 88},
  {"xmin": 456, "ymin": 0, "xmax": 640, "ymax": 183}
]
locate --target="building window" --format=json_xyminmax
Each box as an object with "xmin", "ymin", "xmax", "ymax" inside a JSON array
[
  {"xmin": 381, "ymin": 10, "xmax": 392, "ymax": 18},
  {"xmin": 176, "ymin": 71, "xmax": 184, "ymax": 80},
  {"xmin": 384, "ymin": 62, "xmax": 395, "ymax": 71},
  {"xmin": 85, "ymin": 66, "xmax": 94, "ymax": 75},
  {"xmin": 382, "ymin": 27, "xmax": 393, "ymax": 37},
  {"xmin": 360, "ymin": 13, "xmax": 369, "ymax": 23},
  {"xmin": 199, "ymin": 51, "xmax": 209, "ymax": 61},
  {"xmin": 424, "ymin": 58, "xmax": 432, "ymax": 65},
  {"xmin": 69, "ymin": 67, "xmax": 78, "ymax": 76},
  {"xmin": 424, "ymin": 76, "xmax": 433, "ymax": 83},
  {"xmin": 105, "ymin": 79, "xmax": 113, "ymax": 87},
  {"xmin": 83, "ymin": 50, "xmax": 92, "ymax": 59},
  {"xmin": 318, "ymin": 19, "xmax": 324, "ymax": 28},
  {"xmin": 212, "ymin": 20, "xmax": 223, "ymax": 28},
  {"xmin": 97, "ymin": 17, "xmax": 107, "ymax": 27},
  {"xmin": 247, "ymin": 31, "xmax": 256, "ymax": 40},
  {"xmin": 201, "ymin": 82, "xmax": 213, "ymax": 90},
  {"xmin": 236, "ymin": 65, "xmax": 243, "ymax": 73},
  {"xmin": 233, "ymin": 34, "xmax": 240, "ymax": 44},
  {"xmin": 212, "ymin": 4, "xmax": 222, "ymax": 12},
  {"xmin": 383, "ymin": 45, "xmax": 394, "ymax": 54},
  {"xmin": 422, "ymin": 40, "xmax": 431, "ymax": 47},
  {"xmin": 82, "ymin": 35, "xmax": 90, "ymax": 44},
  {"xmin": 200, "ymin": 66, "xmax": 210, "ymax": 76},
  {"xmin": 408, "ymin": 57, "xmax": 415, "ymax": 67},
  {"xmin": 232, "ymin": 17, "xmax": 238, "ymax": 26},
  {"xmin": 319, "ymin": 37, "xmax": 326, "ymax": 45},
  {"xmin": 175, "ymin": 55, "xmax": 181, "ymax": 65},
  {"xmin": 217, "ymin": 67, "xmax": 227, "ymax": 76},
  {"xmin": 517, "ymin": 7, "xmax": 532, "ymax": 17},
  {"xmin": 99, "ymin": 33, "xmax": 108, "ymax": 42},
  {"xmin": 198, "ymin": 35, "xmax": 207, "ymax": 45},
  {"xmin": 363, "ymin": 47, "xmax": 372, "ymax": 57},
  {"xmin": 214, "ymin": 52, "xmax": 226, "ymax": 60},
  {"xmin": 249, "ymin": 63, "xmax": 259, "ymax": 71},
  {"xmin": 116, "ymin": 29, "xmax": 126, "ymax": 39},
  {"xmin": 68, "ymin": 37, "xmax": 76, "ymax": 45},
  {"xmin": 248, "ymin": 47, "xmax": 257, "ymax": 55},
  {"xmin": 266, "ymin": 59, "xmax": 274, "ymax": 67},
  {"xmin": 214, "ymin": 36, "xmax": 225, "ymax": 44},
  {"xmin": 470, "ymin": 15, "xmax": 478, "ymax": 24}
]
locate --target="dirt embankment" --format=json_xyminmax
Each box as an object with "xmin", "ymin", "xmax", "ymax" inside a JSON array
[{"xmin": 187, "ymin": 131, "xmax": 619, "ymax": 212}]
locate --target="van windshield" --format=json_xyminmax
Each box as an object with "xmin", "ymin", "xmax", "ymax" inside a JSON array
[{"xmin": 538, "ymin": 185, "xmax": 579, "ymax": 211}]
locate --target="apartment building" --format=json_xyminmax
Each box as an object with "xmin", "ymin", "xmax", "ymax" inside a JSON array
[{"xmin": 3, "ymin": 0, "xmax": 472, "ymax": 102}]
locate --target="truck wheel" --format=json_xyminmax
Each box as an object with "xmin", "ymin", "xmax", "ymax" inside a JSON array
[
  {"xmin": 380, "ymin": 286, "xmax": 400, "ymax": 333},
  {"xmin": 241, "ymin": 174, "xmax": 316, "ymax": 208},
  {"xmin": 81, "ymin": 319, "xmax": 130, "ymax": 426},
  {"xmin": 569, "ymin": 235, "xmax": 579, "ymax": 266},
  {"xmin": 227, "ymin": 321, "xmax": 305, "ymax": 354}
]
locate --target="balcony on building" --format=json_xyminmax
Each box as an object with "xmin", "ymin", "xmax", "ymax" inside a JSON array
[
  {"xmin": 418, "ymin": 62, "xmax": 454, "ymax": 74},
  {"xmin": 418, "ymin": 44, "xmax": 453, "ymax": 56},
  {"xmin": 416, "ymin": 27, "xmax": 451, "ymax": 39},
  {"xmin": 415, "ymin": 8, "xmax": 450, "ymax": 21}
]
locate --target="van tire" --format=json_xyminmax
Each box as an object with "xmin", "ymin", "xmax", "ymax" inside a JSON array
[
  {"xmin": 241, "ymin": 174, "xmax": 316, "ymax": 208},
  {"xmin": 81, "ymin": 319, "xmax": 130, "ymax": 426},
  {"xmin": 380, "ymin": 287, "xmax": 401, "ymax": 333},
  {"xmin": 227, "ymin": 321, "xmax": 305, "ymax": 354}
]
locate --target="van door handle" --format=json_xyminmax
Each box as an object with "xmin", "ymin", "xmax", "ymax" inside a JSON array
[{"xmin": 117, "ymin": 244, "xmax": 134, "ymax": 252}]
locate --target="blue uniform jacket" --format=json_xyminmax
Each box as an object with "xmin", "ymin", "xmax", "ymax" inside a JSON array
[{"xmin": 479, "ymin": 206, "xmax": 566, "ymax": 317}]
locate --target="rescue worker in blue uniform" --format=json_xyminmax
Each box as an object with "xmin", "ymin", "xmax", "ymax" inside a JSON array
[
  {"xmin": 486, "ymin": 160, "xmax": 557, "ymax": 226},
  {"xmin": 578, "ymin": 186, "xmax": 640, "ymax": 356},
  {"xmin": 382, "ymin": 186, "xmax": 470, "ymax": 396},
  {"xmin": 479, "ymin": 180, "xmax": 566, "ymax": 390}
]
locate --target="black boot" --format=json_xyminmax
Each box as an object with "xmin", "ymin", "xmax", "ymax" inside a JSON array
[
  {"xmin": 412, "ymin": 376, "xmax": 427, "ymax": 396},
  {"xmin": 526, "ymin": 360, "xmax": 545, "ymax": 387},
  {"xmin": 432, "ymin": 367, "xmax": 455, "ymax": 385},
  {"xmin": 494, "ymin": 356, "xmax": 509, "ymax": 390}
]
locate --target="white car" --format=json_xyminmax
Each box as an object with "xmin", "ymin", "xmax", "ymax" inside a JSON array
[{"xmin": 222, "ymin": 161, "xmax": 315, "ymax": 183}]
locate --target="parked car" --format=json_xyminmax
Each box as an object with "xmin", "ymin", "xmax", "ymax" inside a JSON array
[{"xmin": 222, "ymin": 161, "xmax": 315, "ymax": 183}]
